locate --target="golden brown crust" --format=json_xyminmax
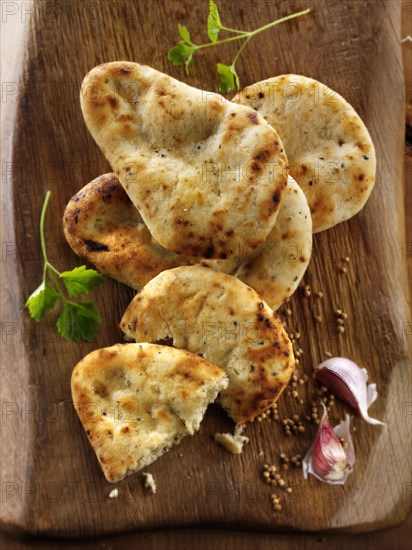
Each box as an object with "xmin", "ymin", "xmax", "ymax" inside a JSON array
[
  {"xmin": 62, "ymin": 173, "xmax": 235, "ymax": 288},
  {"xmin": 63, "ymin": 174, "xmax": 311, "ymax": 310},
  {"xmin": 235, "ymin": 177, "xmax": 312, "ymax": 309},
  {"xmin": 80, "ymin": 62, "xmax": 288, "ymax": 258},
  {"xmin": 119, "ymin": 266, "xmax": 295, "ymax": 423},
  {"xmin": 71, "ymin": 343, "xmax": 228, "ymax": 482},
  {"xmin": 233, "ymin": 75, "xmax": 376, "ymax": 233}
]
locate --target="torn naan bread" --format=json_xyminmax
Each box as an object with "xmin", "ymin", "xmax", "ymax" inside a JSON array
[
  {"xmin": 71, "ymin": 343, "xmax": 228, "ymax": 482},
  {"xmin": 63, "ymin": 174, "xmax": 311, "ymax": 310},
  {"xmin": 120, "ymin": 266, "xmax": 295, "ymax": 423},
  {"xmin": 80, "ymin": 62, "xmax": 288, "ymax": 258},
  {"xmin": 233, "ymin": 75, "xmax": 376, "ymax": 232}
]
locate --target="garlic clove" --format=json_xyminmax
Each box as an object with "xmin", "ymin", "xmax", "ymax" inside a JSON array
[
  {"xmin": 312, "ymin": 414, "xmax": 347, "ymax": 479},
  {"xmin": 315, "ymin": 366, "xmax": 358, "ymax": 409},
  {"xmin": 333, "ymin": 413, "xmax": 355, "ymax": 469},
  {"xmin": 314, "ymin": 357, "xmax": 385, "ymax": 426},
  {"xmin": 302, "ymin": 407, "xmax": 354, "ymax": 485}
]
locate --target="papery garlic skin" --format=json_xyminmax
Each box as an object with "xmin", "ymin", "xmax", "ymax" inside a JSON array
[
  {"xmin": 302, "ymin": 408, "xmax": 354, "ymax": 485},
  {"xmin": 314, "ymin": 357, "xmax": 385, "ymax": 426}
]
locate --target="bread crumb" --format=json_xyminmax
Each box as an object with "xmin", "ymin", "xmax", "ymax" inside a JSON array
[
  {"xmin": 108, "ymin": 489, "xmax": 118, "ymax": 499},
  {"xmin": 214, "ymin": 424, "xmax": 249, "ymax": 454},
  {"xmin": 142, "ymin": 472, "xmax": 157, "ymax": 494}
]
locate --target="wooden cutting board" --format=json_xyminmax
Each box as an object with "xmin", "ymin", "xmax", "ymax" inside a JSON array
[{"xmin": 1, "ymin": 0, "xmax": 411, "ymax": 539}]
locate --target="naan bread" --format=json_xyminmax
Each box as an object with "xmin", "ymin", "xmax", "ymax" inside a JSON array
[
  {"xmin": 63, "ymin": 174, "xmax": 311, "ymax": 310},
  {"xmin": 62, "ymin": 173, "xmax": 237, "ymax": 288},
  {"xmin": 234, "ymin": 176, "xmax": 312, "ymax": 309},
  {"xmin": 71, "ymin": 343, "xmax": 228, "ymax": 482},
  {"xmin": 120, "ymin": 266, "xmax": 295, "ymax": 423},
  {"xmin": 233, "ymin": 75, "xmax": 376, "ymax": 232},
  {"xmin": 80, "ymin": 62, "xmax": 288, "ymax": 258}
]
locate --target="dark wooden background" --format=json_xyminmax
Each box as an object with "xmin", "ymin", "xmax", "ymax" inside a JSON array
[{"xmin": 1, "ymin": 0, "xmax": 411, "ymax": 546}]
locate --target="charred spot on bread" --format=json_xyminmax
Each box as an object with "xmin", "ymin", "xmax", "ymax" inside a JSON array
[{"xmin": 84, "ymin": 240, "xmax": 110, "ymax": 252}]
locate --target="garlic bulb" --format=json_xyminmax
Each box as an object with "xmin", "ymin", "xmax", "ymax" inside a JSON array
[
  {"xmin": 314, "ymin": 357, "xmax": 385, "ymax": 426},
  {"xmin": 302, "ymin": 407, "xmax": 355, "ymax": 484}
]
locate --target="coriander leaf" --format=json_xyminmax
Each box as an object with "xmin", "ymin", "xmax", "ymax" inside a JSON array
[
  {"xmin": 178, "ymin": 23, "xmax": 191, "ymax": 44},
  {"xmin": 168, "ymin": 42, "xmax": 196, "ymax": 67},
  {"xmin": 208, "ymin": 0, "xmax": 222, "ymax": 43},
  {"xmin": 27, "ymin": 191, "xmax": 105, "ymax": 342},
  {"xmin": 217, "ymin": 63, "xmax": 239, "ymax": 93},
  {"xmin": 26, "ymin": 282, "xmax": 60, "ymax": 321},
  {"xmin": 60, "ymin": 266, "xmax": 104, "ymax": 297},
  {"xmin": 57, "ymin": 301, "xmax": 100, "ymax": 342}
]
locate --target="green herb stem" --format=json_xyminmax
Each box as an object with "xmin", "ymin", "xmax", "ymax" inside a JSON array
[
  {"xmin": 196, "ymin": 33, "xmax": 248, "ymax": 50},
  {"xmin": 248, "ymin": 8, "xmax": 311, "ymax": 38},
  {"xmin": 39, "ymin": 190, "xmax": 63, "ymax": 291},
  {"xmin": 228, "ymin": 9, "xmax": 310, "ymax": 73},
  {"xmin": 193, "ymin": 9, "xmax": 311, "ymax": 50},
  {"xmin": 231, "ymin": 34, "xmax": 251, "ymax": 68},
  {"xmin": 220, "ymin": 26, "xmax": 249, "ymax": 36},
  {"xmin": 221, "ymin": 8, "xmax": 310, "ymax": 40},
  {"xmin": 48, "ymin": 269, "xmax": 66, "ymax": 301},
  {"xmin": 46, "ymin": 261, "xmax": 61, "ymax": 277},
  {"xmin": 39, "ymin": 190, "xmax": 51, "ymax": 266}
]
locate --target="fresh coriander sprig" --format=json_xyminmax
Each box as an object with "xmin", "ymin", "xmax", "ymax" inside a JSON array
[
  {"xmin": 168, "ymin": 1, "xmax": 311, "ymax": 93},
  {"xmin": 25, "ymin": 191, "xmax": 105, "ymax": 342}
]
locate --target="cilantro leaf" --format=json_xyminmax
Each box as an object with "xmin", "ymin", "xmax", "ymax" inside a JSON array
[
  {"xmin": 27, "ymin": 191, "xmax": 106, "ymax": 342},
  {"xmin": 26, "ymin": 282, "xmax": 60, "ymax": 321},
  {"xmin": 167, "ymin": 42, "xmax": 196, "ymax": 75},
  {"xmin": 178, "ymin": 24, "xmax": 191, "ymax": 44},
  {"xmin": 168, "ymin": 42, "xmax": 196, "ymax": 65},
  {"xmin": 57, "ymin": 301, "xmax": 100, "ymax": 342},
  {"xmin": 217, "ymin": 63, "xmax": 240, "ymax": 93},
  {"xmin": 208, "ymin": 0, "xmax": 222, "ymax": 43},
  {"xmin": 60, "ymin": 266, "xmax": 104, "ymax": 297}
]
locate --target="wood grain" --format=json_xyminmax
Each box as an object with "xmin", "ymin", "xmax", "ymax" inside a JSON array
[
  {"xmin": 1, "ymin": 512, "xmax": 412, "ymax": 550},
  {"xmin": 1, "ymin": 0, "xmax": 411, "ymax": 540}
]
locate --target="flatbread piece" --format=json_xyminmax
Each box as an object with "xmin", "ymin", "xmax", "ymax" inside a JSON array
[
  {"xmin": 120, "ymin": 266, "xmax": 295, "ymax": 423},
  {"xmin": 80, "ymin": 62, "xmax": 288, "ymax": 257},
  {"xmin": 71, "ymin": 343, "xmax": 228, "ymax": 482},
  {"xmin": 233, "ymin": 74, "xmax": 376, "ymax": 232}
]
